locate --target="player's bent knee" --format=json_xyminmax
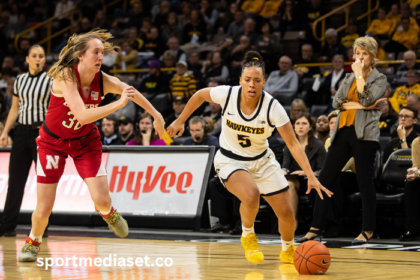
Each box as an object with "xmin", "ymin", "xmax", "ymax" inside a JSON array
[
  {"xmin": 242, "ymin": 195, "xmax": 260, "ymax": 209},
  {"xmin": 94, "ymin": 196, "xmax": 112, "ymax": 209},
  {"xmin": 33, "ymin": 207, "xmax": 53, "ymax": 219}
]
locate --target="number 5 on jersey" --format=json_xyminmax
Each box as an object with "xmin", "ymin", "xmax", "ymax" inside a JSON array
[
  {"xmin": 62, "ymin": 111, "xmax": 82, "ymax": 130},
  {"xmin": 237, "ymin": 134, "xmax": 251, "ymax": 148}
]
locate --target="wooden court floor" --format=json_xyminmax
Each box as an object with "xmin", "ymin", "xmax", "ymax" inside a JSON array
[{"xmin": 0, "ymin": 235, "xmax": 419, "ymax": 280}]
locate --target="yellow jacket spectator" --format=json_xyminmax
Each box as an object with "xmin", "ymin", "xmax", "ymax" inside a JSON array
[
  {"xmin": 170, "ymin": 61, "xmax": 197, "ymax": 100},
  {"xmin": 390, "ymin": 17, "xmax": 419, "ymax": 50},
  {"xmin": 341, "ymin": 21, "xmax": 359, "ymax": 47},
  {"xmin": 389, "ymin": 70, "xmax": 420, "ymax": 112},
  {"xmin": 391, "ymin": 3, "xmax": 420, "ymax": 35},
  {"xmin": 115, "ymin": 41, "xmax": 138, "ymax": 70},
  {"xmin": 366, "ymin": 7, "xmax": 393, "ymax": 37}
]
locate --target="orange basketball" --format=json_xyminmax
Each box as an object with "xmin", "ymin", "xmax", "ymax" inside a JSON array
[{"xmin": 293, "ymin": 240, "xmax": 331, "ymax": 275}]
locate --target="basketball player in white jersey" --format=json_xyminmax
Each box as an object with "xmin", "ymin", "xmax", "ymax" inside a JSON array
[{"xmin": 168, "ymin": 51, "xmax": 332, "ymax": 264}]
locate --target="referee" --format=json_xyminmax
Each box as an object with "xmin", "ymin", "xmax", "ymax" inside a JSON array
[{"xmin": 0, "ymin": 45, "xmax": 51, "ymax": 236}]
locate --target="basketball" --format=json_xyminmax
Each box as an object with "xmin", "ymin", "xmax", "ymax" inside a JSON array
[{"xmin": 293, "ymin": 241, "xmax": 331, "ymax": 275}]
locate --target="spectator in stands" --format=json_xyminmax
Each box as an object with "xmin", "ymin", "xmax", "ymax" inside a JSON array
[
  {"xmin": 279, "ymin": 0, "xmax": 304, "ymax": 35},
  {"xmin": 187, "ymin": 51, "xmax": 202, "ymax": 81},
  {"xmin": 384, "ymin": 17, "xmax": 418, "ymax": 57},
  {"xmin": 127, "ymin": 113, "xmax": 166, "ymax": 146},
  {"xmin": 138, "ymin": 60, "xmax": 170, "ymax": 97},
  {"xmin": 282, "ymin": 113, "xmax": 326, "ymax": 220},
  {"xmin": 264, "ymin": 56, "xmax": 298, "ymax": 96},
  {"xmin": 115, "ymin": 41, "xmax": 138, "ymax": 70},
  {"xmin": 181, "ymin": 9, "xmax": 207, "ymax": 44},
  {"xmin": 13, "ymin": 39, "xmax": 31, "ymax": 72},
  {"xmin": 165, "ymin": 96, "xmax": 190, "ymax": 137},
  {"xmin": 220, "ymin": 3, "xmax": 239, "ymax": 34},
  {"xmin": 384, "ymin": 106, "xmax": 420, "ymax": 163},
  {"xmin": 390, "ymin": 94, "xmax": 420, "ymax": 135},
  {"xmin": 305, "ymin": 0, "xmax": 326, "ymax": 52},
  {"xmin": 200, "ymin": 0, "xmax": 218, "ymax": 31},
  {"xmin": 290, "ymin": 98, "xmax": 308, "ymax": 124},
  {"xmin": 203, "ymin": 116, "xmax": 214, "ymax": 134},
  {"xmin": 389, "ymin": 70, "xmax": 420, "ymax": 113},
  {"xmin": 118, "ymin": 115, "xmax": 135, "ymax": 145},
  {"xmin": 165, "ymin": 37, "xmax": 186, "ymax": 62},
  {"xmin": 55, "ymin": 21, "xmax": 80, "ymax": 53},
  {"xmin": 379, "ymin": 99, "xmax": 398, "ymax": 136},
  {"xmin": 139, "ymin": 18, "xmax": 152, "ymax": 40},
  {"xmin": 341, "ymin": 19, "xmax": 359, "ymax": 47},
  {"xmin": 318, "ymin": 28, "xmax": 348, "ymax": 62},
  {"xmin": 229, "ymin": 35, "xmax": 252, "ymax": 84},
  {"xmin": 93, "ymin": 10, "xmax": 110, "ymax": 30},
  {"xmin": 392, "ymin": 51, "xmax": 420, "ymax": 87},
  {"xmin": 141, "ymin": 26, "xmax": 165, "ymax": 58},
  {"xmin": 298, "ymin": 36, "xmax": 388, "ymax": 244},
  {"xmin": 386, "ymin": 3, "xmax": 400, "ymax": 25},
  {"xmin": 161, "ymin": 13, "xmax": 183, "ymax": 43},
  {"xmin": 203, "ymin": 95, "xmax": 222, "ymax": 137},
  {"xmin": 256, "ymin": 21, "xmax": 279, "ymax": 72},
  {"xmin": 153, "ymin": 0, "xmax": 170, "ymax": 29},
  {"xmin": 376, "ymin": 38, "xmax": 387, "ymax": 62},
  {"xmin": 320, "ymin": 54, "xmax": 346, "ymax": 108},
  {"xmin": 80, "ymin": 17, "xmax": 92, "ymax": 34},
  {"xmin": 127, "ymin": 27, "xmax": 143, "ymax": 51},
  {"xmin": 2, "ymin": 56, "xmax": 19, "ymax": 76},
  {"xmin": 162, "ymin": 50, "xmax": 177, "ymax": 79},
  {"xmin": 234, "ymin": 18, "xmax": 258, "ymax": 46},
  {"xmin": 201, "ymin": 51, "xmax": 229, "ymax": 86},
  {"xmin": 184, "ymin": 116, "xmax": 219, "ymax": 147},
  {"xmin": 54, "ymin": 0, "xmax": 74, "ymax": 29},
  {"xmin": 218, "ymin": 10, "xmax": 244, "ymax": 52},
  {"xmin": 392, "ymin": 3, "xmax": 420, "ymax": 35},
  {"xmin": 178, "ymin": 2, "xmax": 192, "ymax": 28},
  {"xmin": 170, "ymin": 61, "xmax": 196, "ymax": 100},
  {"xmin": 11, "ymin": 13, "xmax": 34, "ymax": 39},
  {"xmin": 294, "ymin": 44, "xmax": 321, "ymax": 79},
  {"xmin": 315, "ymin": 115, "xmax": 330, "ymax": 143},
  {"xmin": 126, "ymin": 2, "xmax": 148, "ymax": 30},
  {"xmin": 343, "ymin": 47, "xmax": 355, "ymax": 73},
  {"xmin": 366, "ymin": 7, "xmax": 393, "ymax": 39},
  {"xmin": 101, "ymin": 116, "xmax": 123, "ymax": 145},
  {"xmin": 400, "ymin": 137, "xmax": 420, "ymax": 241}
]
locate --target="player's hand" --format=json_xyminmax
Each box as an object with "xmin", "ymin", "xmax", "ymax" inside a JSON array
[
  {"xmin": 0, "ymin": 133, "xmax": 8, "ymax": 147},
  {"xmin": 167, "ymin": 119, "xmax": 185, "ymax": 138},
  {"xmin": 306, "ymin": 176, "xmax": 333, "ymax": 200},
  {"xmin": 119, "ymin": 86, "xmax": 135, "ymax": 107},
  {"xmin": 153, "ymin": 114, "xmax": 168, "ymax": 141}
]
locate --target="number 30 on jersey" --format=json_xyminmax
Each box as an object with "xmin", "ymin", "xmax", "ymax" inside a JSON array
[{"xmin": 62, "ymin": 111, "xmax": 82, "ymax": 130}]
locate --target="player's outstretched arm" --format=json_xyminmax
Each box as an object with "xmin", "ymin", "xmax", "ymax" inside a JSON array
[
  {"xmin": 102, "ymin": 72, "xmax": 167, "ymax": 141},
  {"xmin": 57, "ymin": 73, "xmax": 133, "ymax": 126},
  {"xmin": 277, "ymin": 122, "xmax": 333, "ymax": 200},
  {"xmin": 167, "ymin": 88, "xmax": 214, "ymax": 138}
]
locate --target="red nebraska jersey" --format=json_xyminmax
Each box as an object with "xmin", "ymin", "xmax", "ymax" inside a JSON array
[{"xmin": 44, "ymin": 65, "xmax": 104, "ymax": 139}]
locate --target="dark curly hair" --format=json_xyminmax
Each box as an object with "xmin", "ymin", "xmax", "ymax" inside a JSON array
[{"xmin": 241, "ymin": 50, "xmax": 265, "ymax": 76}]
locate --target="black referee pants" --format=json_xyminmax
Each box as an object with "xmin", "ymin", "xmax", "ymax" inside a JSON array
[
  {"xmin": 1, "ymin": 126, "xmax": 38, "ymax": 232},
  {"xmin": 311, "ymin": 126, "xmax": 379, "ymax": 232}
]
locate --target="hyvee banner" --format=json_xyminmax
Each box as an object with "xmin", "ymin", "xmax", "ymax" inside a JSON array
[
  {"xmin": 107, "ymin": 152, "xmax": 209, "ymax": 216},
  {"xmin": 0, "ymin": 153, "xmax": 108, "ymax": 213}
]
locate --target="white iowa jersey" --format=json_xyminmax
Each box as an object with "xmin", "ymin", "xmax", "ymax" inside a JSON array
[{"xmin": 210, "ymin": 85, "xmax": 289, "ymax": 158}]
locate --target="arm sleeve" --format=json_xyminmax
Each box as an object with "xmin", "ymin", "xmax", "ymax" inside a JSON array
[
  {"xmin": 204, "ymin": 9, "xmax": 218, "ymax": 25},
  {"xmin": 270, "ymin": 100, "xmax": 290, "ymax": 127},
  {"xmin": 412, "ymin": 138, "xmax": 420, "ymax": 168},
  {"xmin": 210, "ymin": 85, "xmax": 231, "ymax": 106},
  {"xmin": 333, "ymin": 74, "xmax": 351, "ymax": 110}
]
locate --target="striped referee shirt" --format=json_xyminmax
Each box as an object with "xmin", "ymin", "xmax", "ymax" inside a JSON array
[{"xmin": 13, "ymin": 71, "xmax": 52, "ymax": 125}]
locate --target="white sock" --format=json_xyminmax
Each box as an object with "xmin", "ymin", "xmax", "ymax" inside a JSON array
[
  {"xmin": 281, "ymin": 239, "xmax": 294, "ymax": 251},
  {"xmin": 242, "ymin": 224, "xmax": 255, "ymax": 237},
  {"xmin": 29, "ymin": 230, "xmax": 42, "ymax": 243},
  {"xmin": 100, "ymin": 207, "xmax": 113, "ymax": 216}
]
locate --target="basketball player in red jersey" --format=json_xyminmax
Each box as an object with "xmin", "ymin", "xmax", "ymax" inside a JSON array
[{"xmin": 19, "ymin": 30, "xmax": 167, "ymax": 262}]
